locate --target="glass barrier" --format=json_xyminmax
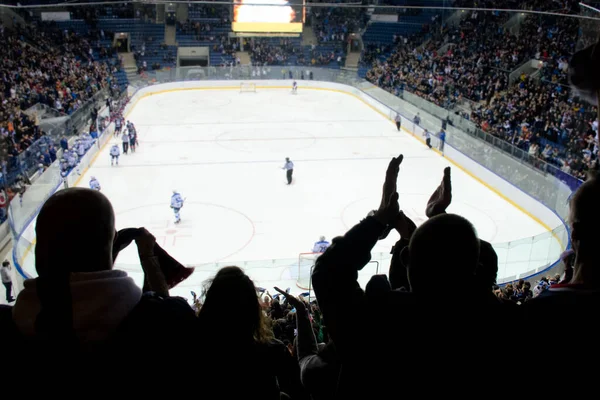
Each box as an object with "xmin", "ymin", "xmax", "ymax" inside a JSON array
[
  {"xmin": 369, "ymin": 87, "xmax": 576, "ymax": 224},
  {"xmin": 8, "ymin": 161, "xmax": 64, "ymax": 279}
]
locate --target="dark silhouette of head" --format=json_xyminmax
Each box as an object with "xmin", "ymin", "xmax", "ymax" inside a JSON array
[
  {"xmin": 35, "ymin": 188, "xmax": 115, "ymax": 277},
  {"xmin": 32, "ymin": 188, "xmax": 116, "ymax": 342},
  {"xmin": 569, "ymin": 174, "xmax": 600, "ymax": 285},
  {"xmin": 199, "ymin": 266, "xmax": 271, "ymax": 343},
  {"xmin": 407, "ymin": 214, "xmax": 480, "ymax": 293},
  {"xmin": 475, "ymin": 239, "xmax": 499, "ymax": 291}
]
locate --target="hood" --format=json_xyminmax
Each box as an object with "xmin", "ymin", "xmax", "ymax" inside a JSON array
[{"xmin": 12, "ymin": 269, "xmax": 142, "ymax": 343}]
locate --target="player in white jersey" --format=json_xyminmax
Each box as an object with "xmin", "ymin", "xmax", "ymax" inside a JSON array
[
  {"xmin": 121, "ymin": 131, "xmax": 130, "ymax": 154},
  {"xmin": 292, "ymin": 80, "xmax": 297, "ymax": 94},
  {"xmin": 89, "ymin": 176, "xmax": 101, "ymax": 191},
  {"xmin": 312, "ymin": 236, "xmax": 330, "ymax": 253},
  {"xmin": 110, "ymin": 144, "xmax": 120, "ymax": 166},
  {"xmin": 170, "ymin": 190, "xmax": 184, "ymax": 224}
]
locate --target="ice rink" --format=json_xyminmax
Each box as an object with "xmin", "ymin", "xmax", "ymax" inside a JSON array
[{"xmin": 77, "ymin": 87, "xmax": 557, "ymax": 297}]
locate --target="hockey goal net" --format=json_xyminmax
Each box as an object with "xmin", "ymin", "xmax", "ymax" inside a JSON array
[
  {"xmin": 297, "ymin": 252, "xmax": 323, "ymax": 290},
  {"xmin": 240, "ymin": 83, "xmax": 257, "ymax": 93}
]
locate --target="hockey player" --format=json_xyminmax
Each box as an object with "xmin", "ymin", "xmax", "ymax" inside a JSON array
[
  {"xmin": 114, "ymin": 117, "xmax": 122, "ymax": 136},
  {"xmin": 312, "ymin": 236, "xmax": 330, "ymax": 253},
  {"xmin": 89, "ymin": 176, "xmax": 101, "ymax": 191},
  {"xmin": 129, "ymin": 128, "xmax": 137, "ymax": 153},
  {"xmin": 170, "ymin": 190, "xmax": 184, "ymax": 224},
  {"xmin": 60, "ymin": 158, "xmax": 68, "ymax": 176},
  {"xmin": 282, "ymin": 157, "xmax": 294, "ymax": 185},
  {"xmin": 121, "ymin": 130, "xmax": 130, "ymax": 154},
  {"xmin": 110, "ymin": 144, "xmax": 120, "ymax": 166},
  {"xmin": 395, "ymin": 113, "xmax": 402, "ymax": 131},
  {"xmin": 66, "ymin": 150, "xmax": 78, "ymax": 169},
  {"xmin": 76, "ymin": 140, "xmax": 85, "ymax": 157},
  {"xmin": 292, "ymin": 80, "xmax": 298, "ymax": 94},
  {"xmin": 81, "ymin": 132, "xmax": 93, "ymax": 150},
  {"xmin": 127, "ymin": 121, "xmax": 139, "ymax": 144}
]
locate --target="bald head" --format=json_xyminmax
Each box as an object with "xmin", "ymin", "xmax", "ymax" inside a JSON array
[
  {"xmin": 35, "ymin": 188, "xmax": 115, "ymax": 277},
  {"xmin": 407, "ymin": 214, "xmax": 479, "ymax": 293}
]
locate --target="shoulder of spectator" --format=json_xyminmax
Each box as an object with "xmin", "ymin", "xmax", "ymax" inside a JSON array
[
  {"xmin": 314, "ymin": 216, "xmax": 387, "ymax": 276},
  {"xmin": 122, "ymin": 293, "xmax": 197, "ymax": 333}
]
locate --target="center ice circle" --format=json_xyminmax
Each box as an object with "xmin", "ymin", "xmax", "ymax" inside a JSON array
[
  {"xmin": 215, "ymin": 127, "xmax": 316, "ymax": 153},
  {"xmin": 114, "ymin": 202, "xmax": 255, "ymax": 265}
]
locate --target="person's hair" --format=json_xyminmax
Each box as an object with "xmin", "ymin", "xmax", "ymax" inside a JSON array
[
  {"xmin": 199, "ymin": 266, "xmax": 272, "ymax": 344},
  {"xmin": 407, "ymin": 214, "xmax": 480, "ymax": 293},
  {"xmin": 2, "ymin": 261, "xmax": 9, "ymax": 267}
]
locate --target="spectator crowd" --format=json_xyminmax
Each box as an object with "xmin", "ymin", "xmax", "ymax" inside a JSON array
[
  {"xmin": 365, "ymin": 0, "xmax": 599, "ymax": 181},
  {"xmin": 0, "ymin": 20, "xmax": 118, "ymax": 162},
  {"xmin": 248, "ymin": 38, "xmax": 301, "ymax": 66},
  {"xmin": 0, "ymin": 17, "xmax": 124, "ymax": 219}
]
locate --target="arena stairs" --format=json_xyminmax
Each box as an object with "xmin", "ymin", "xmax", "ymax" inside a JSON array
[
  {"xmin": 237, "ymin": 52, "xmax": 251, "ymax": 65},
  {"xmin": 165, "ymin": 24, "xmax": 177, "ymax": 46},
  {"xmin": 302, "ymin": 26, "xmax": 318, "ymax": 46},
  {"xmin": 344, "ymin": 51, "xmax": 361, "ymax": 70},
  {"xmin": 121, "ymin": 52, "xmax": 139, "ymax": 82}
]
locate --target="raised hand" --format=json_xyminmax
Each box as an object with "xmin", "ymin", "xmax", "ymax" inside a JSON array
[
  {"xmin": 426, "ymin": 167, "xmax": 452, "ymax": 218},
  {"xmin": 134, "ymin": 227, "xmax": 156, "ymax": 258},
  {"xmin": 373, "ymin": 155, "xmax": 403, "ymax": 225},
  {"xmin": 274, "ymin": 286, "xmax": 306, "ymax": 311},
  {"xmin": 393, "ymin": 211, "xmax": 417, "ymax": 240}
]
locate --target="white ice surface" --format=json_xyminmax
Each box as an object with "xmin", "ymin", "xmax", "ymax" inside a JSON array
[{"xmin": 73, "ymin": 88, "xmax": 557, "ymax": 298}]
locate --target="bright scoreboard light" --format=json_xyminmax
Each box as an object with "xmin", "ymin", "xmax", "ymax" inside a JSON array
[{"xmin": 233, "ymin": 0, "xmax": 305, "ymax": 33}]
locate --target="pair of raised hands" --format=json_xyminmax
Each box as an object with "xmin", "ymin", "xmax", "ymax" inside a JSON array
[{"xmin": 374, "ymin": 155, "xmax": 452, "ymax": 239}]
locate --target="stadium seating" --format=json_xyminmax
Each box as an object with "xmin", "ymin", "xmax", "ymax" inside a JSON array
[{"xmin": 362, "ymin": 22, "xmax": 424, "ymax": 45}]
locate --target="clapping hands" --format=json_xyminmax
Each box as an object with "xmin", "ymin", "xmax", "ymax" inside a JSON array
[
  {"xmin": 373, "ymin": 155, "xmax": 403, "ymax": 226},
  {"xmin": 426, "ymin": 167, "xmax": 452, "ymax": 218}
]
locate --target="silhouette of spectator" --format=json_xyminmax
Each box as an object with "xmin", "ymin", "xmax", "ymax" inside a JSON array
[
  {"xmin": 312, "ymin": 155, "xmax": 512, "ymax": 397},
  {"xmin": 195, "ymin": 266, "xmax": 305, "ymax": 399},
  {"xmin": 0, "ymin": 188, "xmax": 196, "ymax": 390}
]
